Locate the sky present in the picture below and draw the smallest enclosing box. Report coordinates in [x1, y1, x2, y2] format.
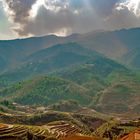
[0, 0, 140, 40]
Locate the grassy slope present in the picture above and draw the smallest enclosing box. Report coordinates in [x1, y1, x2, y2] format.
[0, 76, 91, 106]
[0, 40, 140, 114]
[77, 28, 140, 68]
[56, 60, 140, 114]
[0, 43, 100, 87]
[1, 54, 140, 114]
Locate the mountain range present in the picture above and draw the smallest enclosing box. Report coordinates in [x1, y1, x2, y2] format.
[0, 27, 140, 115]
[0, 27, 140, 75]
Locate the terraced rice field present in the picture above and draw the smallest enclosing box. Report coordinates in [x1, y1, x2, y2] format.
[0, 122, 95, 140]
[0, 123, 51, 140]
[0, 124, 28, 140]
[43, 121, 83, 139]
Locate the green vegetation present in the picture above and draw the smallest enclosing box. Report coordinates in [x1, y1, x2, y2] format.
[56, 59, 140, 114]
[0, 100, 15, 109]
[48, 100, 81, 112]
[0, 52, 140, 114]
[0, 28, 140, 140]
[0, 100, 15, 113]
[0, 76, 91, 106]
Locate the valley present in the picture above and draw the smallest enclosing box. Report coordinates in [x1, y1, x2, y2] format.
[0, 102, 139, 140]
[0, 28, 140, 139]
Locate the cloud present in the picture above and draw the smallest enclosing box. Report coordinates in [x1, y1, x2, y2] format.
[106, 0, 140, 29]
[0, 1, 16, 40]
[2, 0, 37, 36]
[16, 5, 103, 36]
[88, 0, 120, 17]
[116, 0, 140, 17]
[1, 0, 140, 38]
[3, 0, 37, 22]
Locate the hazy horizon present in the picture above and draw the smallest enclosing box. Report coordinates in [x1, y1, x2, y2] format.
[0, 0, 140, 40]
[1, 26, 140, 41]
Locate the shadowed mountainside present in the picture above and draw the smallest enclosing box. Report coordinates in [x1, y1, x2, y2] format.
[0, 27, 140, 74]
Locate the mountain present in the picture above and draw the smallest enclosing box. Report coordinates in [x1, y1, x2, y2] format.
[0, 27, 140, 74]
[0, 43, 107, 85]
[0, 35, 60, 73]
[1, 58, 140, 114]
[57, 61, 140, 114]
[57, 57, 127, 97]
[0, 35, 78, 74]
[0, 27, 140, 115]
[76, 28, 140, 68]
[0, 40, 140, 114]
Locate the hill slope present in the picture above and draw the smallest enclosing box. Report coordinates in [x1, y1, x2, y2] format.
[1, 27, 140, 73]
[0, 28, 140, 115]
[1, 61, 140, 114]
[56, 61, 140, 114]
[0, 43, 100, 86]
[0, 76, 91, 106]
[77, 28, 140, 68]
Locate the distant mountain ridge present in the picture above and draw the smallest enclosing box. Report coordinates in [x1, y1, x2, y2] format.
[0, 27, 140, 74]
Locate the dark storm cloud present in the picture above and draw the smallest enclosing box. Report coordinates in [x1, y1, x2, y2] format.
[4, 0, 37, 22]
[15, 5, 103, 36]
[9, 0, 121, 36]
[1, 0, 140, 37]
[2, 0, 37, 35]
